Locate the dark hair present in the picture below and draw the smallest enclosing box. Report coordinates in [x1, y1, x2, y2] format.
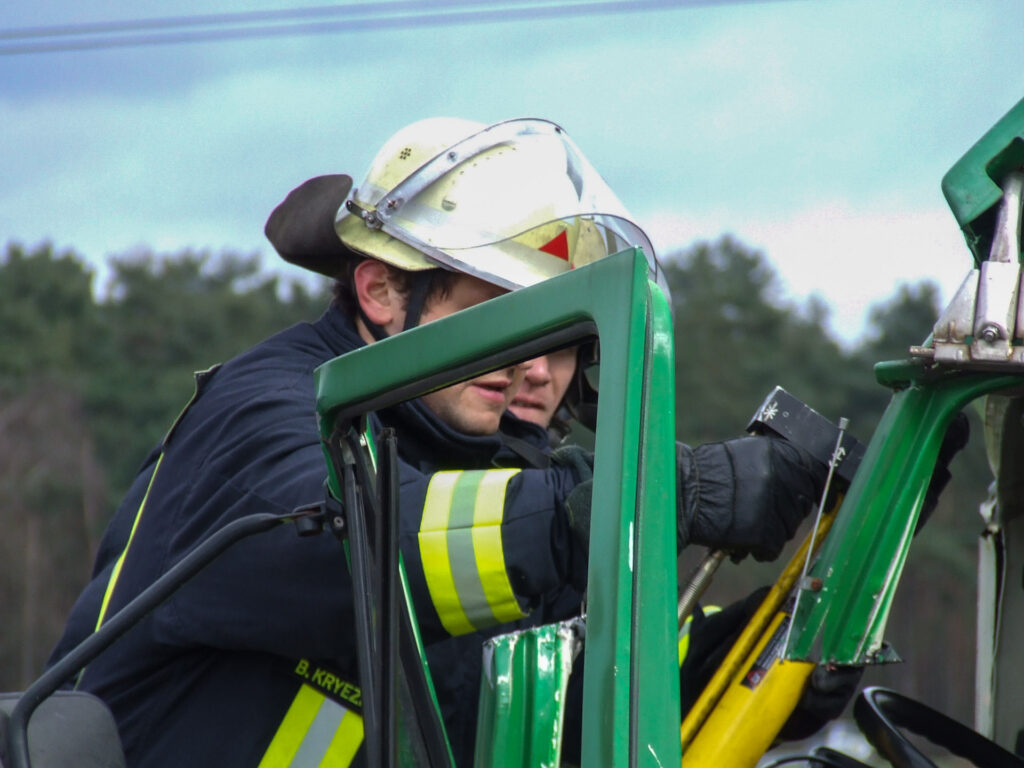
[331, 258, 460, 321]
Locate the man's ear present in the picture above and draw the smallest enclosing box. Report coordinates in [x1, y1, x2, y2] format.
[353, 259, 402, 330]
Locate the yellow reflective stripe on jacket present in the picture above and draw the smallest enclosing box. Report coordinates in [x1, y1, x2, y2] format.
[258, 684, 363, 768]
[678, 605, 722, 666]
[94, 366, 219, 632]
[419, 469, 527, 636]
[94, 452, 165, 631]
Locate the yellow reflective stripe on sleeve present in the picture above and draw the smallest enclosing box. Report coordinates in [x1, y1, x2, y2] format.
[258, 684, 363, 768]
[420, 472, 473, 636]
[419, 469, 526, 635]
[678, 605, 722, 666]
[678, 621, 690, 667]
[94, 452, 165, 631]
[471, 470, 527, 624]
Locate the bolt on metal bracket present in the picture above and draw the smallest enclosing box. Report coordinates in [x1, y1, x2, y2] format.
[913, 170, 1024, 369]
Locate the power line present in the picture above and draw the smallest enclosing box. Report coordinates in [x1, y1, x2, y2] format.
[0, 0, 794, 56]
[0, 0, 525, 40]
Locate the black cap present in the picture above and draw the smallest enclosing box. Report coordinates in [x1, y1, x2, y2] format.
[264, 174, 355, 278]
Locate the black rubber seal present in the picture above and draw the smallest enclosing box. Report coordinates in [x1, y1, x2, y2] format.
[853, 686, 1024, 768]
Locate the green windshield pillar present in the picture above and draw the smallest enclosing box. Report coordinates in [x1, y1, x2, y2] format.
[787, 365, 1023, 663]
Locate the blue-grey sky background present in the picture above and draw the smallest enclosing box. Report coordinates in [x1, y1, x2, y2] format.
[3, 0, 1022, 344]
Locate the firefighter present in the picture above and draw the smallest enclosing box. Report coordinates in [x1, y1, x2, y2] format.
[508, 348, 579, 431]
[49, 117, 829, 767]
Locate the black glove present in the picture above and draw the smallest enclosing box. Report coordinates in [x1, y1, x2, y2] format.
[679, 587, 863, 741]
[680, 586, 769, 714]
[563, 480, 593, 555]
[916, 411, 970, 533]
[677, 436, 828, 562]
[551, 445, 594, 591]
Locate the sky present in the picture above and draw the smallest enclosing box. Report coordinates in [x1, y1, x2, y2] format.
[3, 0, 1023, 345]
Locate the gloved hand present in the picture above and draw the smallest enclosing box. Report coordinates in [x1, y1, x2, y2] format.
[679, 587, 769, 713]
[551, 445, 594, 591]
[777, 663, 863, 742]
[679, 587, 863, 741]
[677, 436, 828, 562]
[916, 411, 970, 533]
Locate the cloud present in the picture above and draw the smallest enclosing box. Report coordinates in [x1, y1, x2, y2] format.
[3, 0, 1021, 340]
[645, 200, 972, 345]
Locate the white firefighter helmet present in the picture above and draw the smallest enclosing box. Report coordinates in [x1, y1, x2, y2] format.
[335, 117, 668, 296]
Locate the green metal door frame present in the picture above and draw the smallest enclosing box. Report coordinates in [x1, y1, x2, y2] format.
[314, 249, 680, 766]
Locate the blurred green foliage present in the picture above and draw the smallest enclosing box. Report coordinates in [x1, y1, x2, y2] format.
[0, 236, 987, 725]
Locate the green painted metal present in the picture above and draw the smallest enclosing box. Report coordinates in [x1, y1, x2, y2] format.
[473, 620, 582, 768]
[314, 249, 680, 766]
[941, 97, 1024, 264]
[396, 556, 456, 765]
[627, 277, 680, 765]
[787, 363, 1024, 664]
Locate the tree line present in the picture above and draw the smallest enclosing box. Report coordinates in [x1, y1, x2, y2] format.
[0, 237, 989, 725]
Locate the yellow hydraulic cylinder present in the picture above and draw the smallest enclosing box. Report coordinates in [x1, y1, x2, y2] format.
[681, 609, 814, 766]
[679, 502, 840, 767]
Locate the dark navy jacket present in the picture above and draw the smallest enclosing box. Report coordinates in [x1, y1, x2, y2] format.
[48, 306, 583, 767]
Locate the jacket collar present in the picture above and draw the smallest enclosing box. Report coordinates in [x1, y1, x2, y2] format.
[315, 304, 367, 357]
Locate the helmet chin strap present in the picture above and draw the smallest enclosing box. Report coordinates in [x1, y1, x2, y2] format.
[357, 307, 390, 342]
[359, 271, 435, 342]
[402, 272, 434, 332]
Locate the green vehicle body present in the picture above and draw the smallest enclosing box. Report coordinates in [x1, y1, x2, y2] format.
[312, 96, 1024, 765]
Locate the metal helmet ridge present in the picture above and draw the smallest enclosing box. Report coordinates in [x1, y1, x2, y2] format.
[335, 116, 669, 297]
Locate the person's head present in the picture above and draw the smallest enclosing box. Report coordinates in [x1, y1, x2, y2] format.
[508, 349, 578, 428]
[267, 116, 664, 434]
[350, 256, 528, 434]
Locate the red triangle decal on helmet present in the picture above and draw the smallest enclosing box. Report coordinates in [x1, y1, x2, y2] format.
[539, 230, 570, 261]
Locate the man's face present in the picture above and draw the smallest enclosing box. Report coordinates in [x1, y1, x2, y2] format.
[417, 274, 528, 435]
[508, 348, 578, 428]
